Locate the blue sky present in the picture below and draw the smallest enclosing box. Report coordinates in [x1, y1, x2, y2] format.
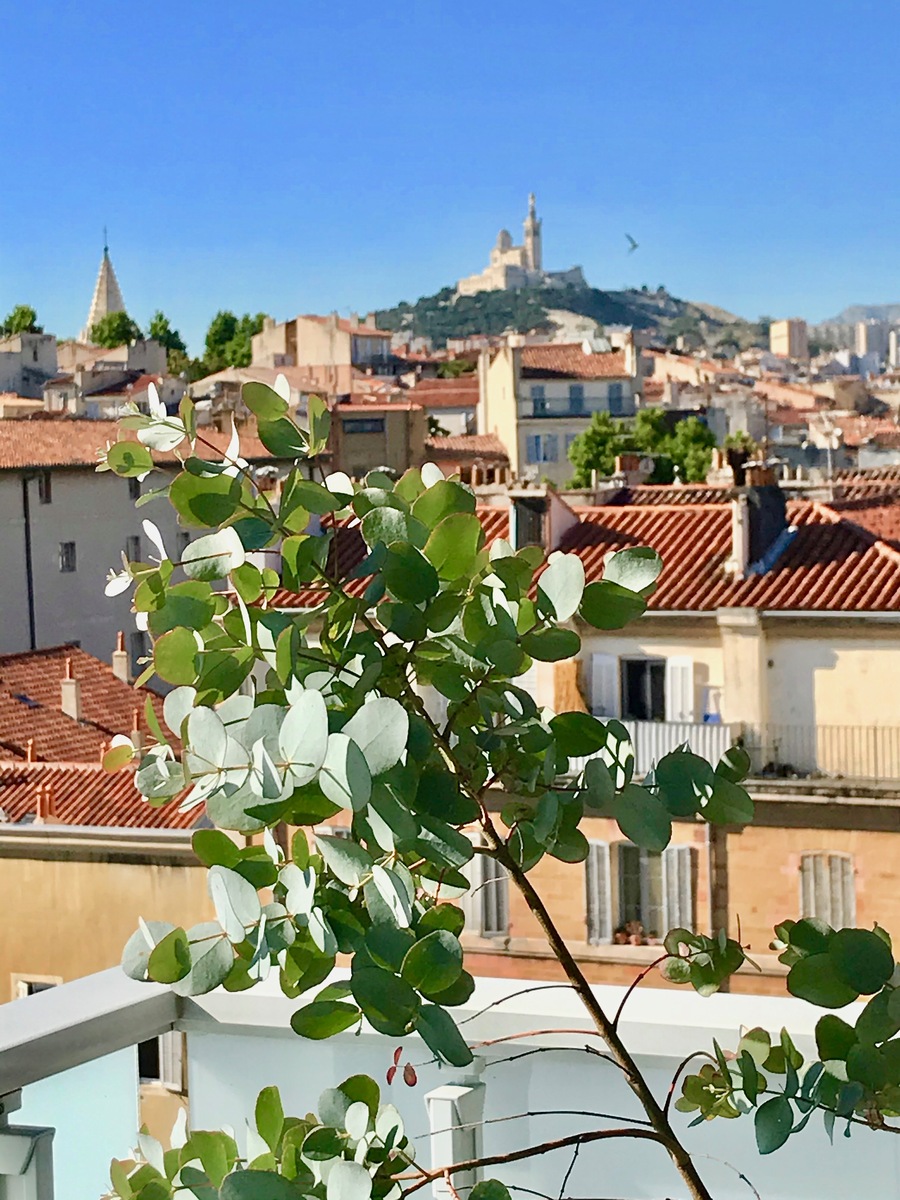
[3, 0, 899, 353]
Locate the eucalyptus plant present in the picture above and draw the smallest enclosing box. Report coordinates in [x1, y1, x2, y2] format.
[102, 381, 900, 1200]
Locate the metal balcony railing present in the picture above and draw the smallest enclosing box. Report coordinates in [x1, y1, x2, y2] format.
[743, 724, 900, 782]
[568, 720, 739, 780]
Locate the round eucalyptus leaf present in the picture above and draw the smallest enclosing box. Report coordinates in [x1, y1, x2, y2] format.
[326, 1160, 372, 1200]
[147, 926, 191, 983]
[317, 835, 374, 887]
[343, 697, 409, 777]
[550, 711, 607, 757]
[182, 527, 246, 581]
[580, 580, 646, 630]
[788, 953, 859, 1009]
[172, 922, 234, 996]
[121, 920, 175, 980]
[401, 930, 463, 994]
[537, 552, 585, 622]
[291, 1001, 361, 1040]
[154, 626, 199, 686]
[320, 733, 372, 810]
[754, 1094, 793, 1155]
[829, 929, 895, 995]
[602, 546, 663, 595]
[615, 784, 672, 852]
[351, 967, 420, 1035]
[424, 512, 484, 580]
[416, 1003, 473, 1067]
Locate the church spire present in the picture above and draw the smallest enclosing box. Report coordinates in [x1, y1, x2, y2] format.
[81, 235, 126, 342]
[523, 192, 542, 272]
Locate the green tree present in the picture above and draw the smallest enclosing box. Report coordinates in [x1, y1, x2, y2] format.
[668, 415, 716, 482]
[204, 310, 268, 372]
[91, 311, 142, 348]
[437, 358, 477, 378]
[148, 310, 188, 360]
[567, 411, 629, 484]
[1, 304, 42, 336]
[101, 389, 900, 1200]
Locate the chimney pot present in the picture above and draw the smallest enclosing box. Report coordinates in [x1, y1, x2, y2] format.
[26, 738, 35, 763]
[60, 664, 83, 722]
[112, 631, 131, 683]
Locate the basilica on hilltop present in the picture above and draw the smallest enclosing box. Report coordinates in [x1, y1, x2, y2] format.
[456, 194, 586, 296]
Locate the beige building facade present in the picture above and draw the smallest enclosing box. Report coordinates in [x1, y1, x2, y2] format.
[252, 313, 393, 396]
[769, 318, 809, 361]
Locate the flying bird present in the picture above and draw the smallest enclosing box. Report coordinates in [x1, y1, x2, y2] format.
[625, 234, 639, 253]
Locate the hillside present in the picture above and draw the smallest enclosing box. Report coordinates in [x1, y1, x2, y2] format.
[375, 283, 762, 349]
[825, 303, 900, 326]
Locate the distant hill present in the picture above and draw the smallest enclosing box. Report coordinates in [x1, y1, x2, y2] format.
[825, 303, 900, 326]
[375, 283, 762, 350]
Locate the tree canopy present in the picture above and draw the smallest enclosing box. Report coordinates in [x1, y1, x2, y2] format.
[568, 408, 716, 486]
[204, 310, 268, 371]
[91, 311, 143, 348]
[1, 304, 42, 336]
[148, 310, 189, 371]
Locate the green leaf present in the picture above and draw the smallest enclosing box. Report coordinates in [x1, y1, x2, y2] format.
[788, 954, 859, 1009]
[703, 776, 754, 825]
[207, 864, 262, 943]
[351, 967, 421, 1035]
[401, 931, 463, 994]
[615, 784, 672, 851]
[361, 505, 422, 549]
[171, 922, 234, 997]
[107, 440, 154, 477]
[383, 542, 439, 604]
[290, 1000, 361, 1039]
[326, 1160, 372, 1200]
[816, 1014, 857, 1064]
[550, 712, 608, 756]
[755, 1095, 793, 1154]
[147, 926, 191, 983]
[579, 580, 646, 629]
[343, 698, 409, 776]
[281, 476, 338, 516]
[847, 1044, 889, 1090]
[829, 929, 895, 994]
[308, 394, 331, 452]
[147, 581, 217, 636]
[154, 627, 198, 686]
[537, 553, 585, 621]
[469, 1184, 511, 1200]
[790, 917, 833, 956]
[242, 381, 289, 420]
[257, 416, 308, 458]
[603, 546, 663, 595]
[416, 1003, 473, 1066]
[856, 990, 900, 1046]
[169, 471, 242, 527]
[581, 757, 615, 812]
[182, 528, 246, 581]
[659, 956, 692, 983]
[220, 1171, 307, 1198]
[424, 512, 484, 580]
[716, 744, 751, 783]
[655, 751, 714, 816]
[412, 479, 475, 528]
[519, 627, 580, 662]
[319, 734, 372, 810]
[256, 1086, 284, 1152]
[301, 1126, 345, 1161]
[317, 835, 373, 886]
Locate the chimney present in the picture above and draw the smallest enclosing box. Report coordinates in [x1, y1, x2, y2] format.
[60, 657, 83, 721]
[26, 738, 35, 763]
[112, 631, 130, 682]
[131, 707, 144, 754]
[726, 476, 790, 578]
[34, 783, 58, 825]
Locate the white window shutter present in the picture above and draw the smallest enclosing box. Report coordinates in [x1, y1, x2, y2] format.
[159, 1031, 184, 1093]
[665, 656, 694, 722]
[460, 843, 484, 934]
[663, 845, 694, 931]
[590, 654, 619, 717]
[481, 857, 509, 938]
[585, 841, 611, 944]
[800, 853, 815, 918]
[516, 661, 539, 708]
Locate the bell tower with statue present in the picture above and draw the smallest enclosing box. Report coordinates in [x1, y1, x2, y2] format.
[523, 193, 542, 272]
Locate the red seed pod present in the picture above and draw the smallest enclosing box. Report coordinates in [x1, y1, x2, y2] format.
[393, 1046, 404, 1065]
[386, 1065, 397, 1085]
[403, 1063, 418, 1087]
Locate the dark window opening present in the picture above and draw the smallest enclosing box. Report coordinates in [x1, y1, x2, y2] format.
[38, 472, 52, 504]
[621, 658, 665, 721]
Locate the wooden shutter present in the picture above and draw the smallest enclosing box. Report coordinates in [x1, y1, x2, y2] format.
[585, 841, 612, 944]
[665, 656, 695, 722]
[663, 845, 695, 931]
[159, 1031, 184, 1093]
[591, 654, 619, 717]
[641, 851, 666, 938]
[830, 855, 855, 929]
[800, 853, 815, 918]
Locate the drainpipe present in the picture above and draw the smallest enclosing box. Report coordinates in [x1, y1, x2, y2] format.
[21, 475, 36, 650]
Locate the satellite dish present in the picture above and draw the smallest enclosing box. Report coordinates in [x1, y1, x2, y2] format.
[639, 457, 655, 474]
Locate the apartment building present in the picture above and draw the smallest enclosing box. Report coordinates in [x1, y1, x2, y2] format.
[769, 318, 809, 361]
[251, 313, 393, 395]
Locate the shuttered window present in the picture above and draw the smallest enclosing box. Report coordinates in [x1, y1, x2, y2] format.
[800, 853, 855, 929]
[590, 654, 619, 717]
[138, 1031, 184, 1092]
[615, 843, 695, 938]
[461, 837, 510, 939]
[585, 841, 612, 944]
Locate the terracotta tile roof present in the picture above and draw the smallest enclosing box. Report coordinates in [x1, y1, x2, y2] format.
[0, 415, 303, 470]
[271, 505, 510, 609]
[425, 433, 509, 462]
[335, 403, 421, 414]
[407, 377, 480, 409]
[0, 762, 196, 829]
[827, 414, 900, 448]
[86, 372, 164, 397]
[519, 344, 629, 380]
[561, 500, 900, 612]
[598, 484, 731, 506]
[0, 645, 165, 762]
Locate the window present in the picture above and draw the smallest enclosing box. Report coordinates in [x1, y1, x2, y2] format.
[586, 841, 612, 944]
[801, 853, 855, 928]
[13, 974, 60, 999]
[343, 418, 385, 434]
[525, 434, 559, 464]
[59, 541, 76, 572]
[621, 658, 666, 721]
[568, 384, 585, 414]
[616, 843, 695, 942]
[608, 381, 626, 416]
[462, 838, 509, 938]
[126, 535, 141, 562]
[531, 385, 547, 415]
[139, 1031, 184, 1092]
[38, 472, 52, 504]
[128, 477, 141, 501]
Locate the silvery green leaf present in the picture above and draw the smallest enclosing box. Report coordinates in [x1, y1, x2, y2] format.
[343, 697, 409, 776]
[163, 686, 196, 736]
[208, 865, 261, 942]
[250, 738, 286, 801]
[181, 527, 246, 581]
[327, 1159, 372, 1200]
[135, 751, 185, 800]
[171, 921, 233, 996]
[245, 1118, 270, 1165]
[317, 835, 373, 886]
[280, 689, 329, 786]
[420, 462, 443, 488]
[122, 920, 175, 980]
[142, 519, 168, 561]
[235, 705, 284, 758]
[308, 907, 338, 955]
[537, 551, 585, 622]
[186, 706, 228, 772]
[262, 902, 296, 952]
[205, 782, 266, 833]
[375, 1104, 404, 1145]
[280, 863, 316, 916]
[345, 1101, 371, 1141]
[371, 865, 412, 929]
[138, 1132, 165, 1176]
[325, 470, 354, 497]
[320, 733, 372, 809]
[137, 418, 187, 452]
[216, 693, 254, 728]
[263, 824, 283, 864]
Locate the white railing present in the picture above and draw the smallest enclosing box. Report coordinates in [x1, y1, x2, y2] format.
[568, 720, 739, 780]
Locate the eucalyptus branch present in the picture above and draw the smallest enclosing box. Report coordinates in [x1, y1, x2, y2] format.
[457, 983, 575, 1026]
[663, 1053, 718, 1118]
[611, 955, 670, 1030]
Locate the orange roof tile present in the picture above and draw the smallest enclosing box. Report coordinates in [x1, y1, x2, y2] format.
[520, 344, 629, 380]
[425, 433, 509, 462]
[407, 377, 480, 409]
[0, 762, 196, 829]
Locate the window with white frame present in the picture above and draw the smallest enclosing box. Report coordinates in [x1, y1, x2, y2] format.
[138, 1031, 184, 1092]
[462, 837, 509, 938]
[589, 654, 695, 723]
[12, 974, 61, 999]
[584, 842, 695, 944]
[800, 852, 855, 929]
[525, 434, 559, 464]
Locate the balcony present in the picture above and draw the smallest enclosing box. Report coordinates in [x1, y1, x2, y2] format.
[744, 724, 900, 781]
[1, 967, 890, 1200]
[568, 720, 739, 780]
